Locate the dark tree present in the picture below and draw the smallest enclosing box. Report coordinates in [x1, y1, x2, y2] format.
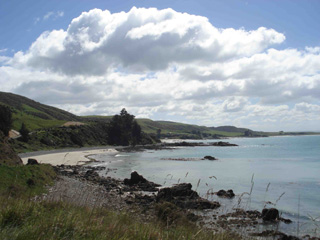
[156, 128, 161, 139]
[131, 120, 141, 146]
[107, 109, 142, 146]
[0, 105, 12, 136]
[20, 123, 30, 142]
[244, 130, 253, 137]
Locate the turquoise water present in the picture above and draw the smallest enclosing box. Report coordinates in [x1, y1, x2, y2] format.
[92, 135, 320, 236]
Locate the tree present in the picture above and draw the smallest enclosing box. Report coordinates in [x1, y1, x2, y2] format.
[244, 130, 253, 137]
[156, 129, 161, 139]
[20, 123, 30, 142]
[131, 120, 141, 146]
[0, 105, 12, 136]
[107, 108, 142, 146]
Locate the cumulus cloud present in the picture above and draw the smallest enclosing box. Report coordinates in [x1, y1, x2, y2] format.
[2, 7, 320, 131]
[11, 7, 284, 75]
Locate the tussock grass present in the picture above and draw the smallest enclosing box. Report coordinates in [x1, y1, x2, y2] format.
[0, 198, 241, 240]
[0, 164, 242, 240]
[0, 164, 56, 197]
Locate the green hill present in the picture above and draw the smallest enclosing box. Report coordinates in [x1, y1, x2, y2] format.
[0, 92, 80, 131]
[0, 92, 266, 140]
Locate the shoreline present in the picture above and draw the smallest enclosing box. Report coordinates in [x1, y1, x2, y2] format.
[20, 147, 119, 166]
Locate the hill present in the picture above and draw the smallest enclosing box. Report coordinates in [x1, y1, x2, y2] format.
[0, 91, 80, 131]
[82, 118, 253, 139]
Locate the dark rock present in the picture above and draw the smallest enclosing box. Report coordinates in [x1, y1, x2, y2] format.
[124, 171, 147, 185]
[84, 169, 99, 180]
[279, 235, 300, 240]
[203, 156, 217, 160]
[157, 183, 198, 202]
[27, 158, 39, 165]
[280, 217, 292, 224]
[123, 171, 160, 192]
[211, 141, 238, 147]
[216, 189, 235, 198]
[261, 208, 279, 221]
[157, 183, 220, 210]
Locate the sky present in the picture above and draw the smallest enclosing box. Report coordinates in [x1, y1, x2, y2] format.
[0, 0, 320, 132]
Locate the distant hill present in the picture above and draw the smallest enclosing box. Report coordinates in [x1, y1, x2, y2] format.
[0, 92, 80, 131]
[83, 117, 251, 138]
[0, 92, 280, 139]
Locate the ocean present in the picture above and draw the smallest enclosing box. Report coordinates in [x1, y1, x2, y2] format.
[91, 135, 320, 237]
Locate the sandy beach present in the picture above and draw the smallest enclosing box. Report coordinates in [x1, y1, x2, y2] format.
[21, 148, 118, 166]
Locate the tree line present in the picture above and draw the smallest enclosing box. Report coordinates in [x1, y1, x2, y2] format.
[1, 105, 143, 146]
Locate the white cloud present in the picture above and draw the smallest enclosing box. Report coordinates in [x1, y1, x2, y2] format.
[1, 7, 320, 131]
[11, 7, 284, 76]
[43, 11, 64, 21]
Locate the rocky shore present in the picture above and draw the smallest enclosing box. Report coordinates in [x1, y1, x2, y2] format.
[32, 161, 317, 240]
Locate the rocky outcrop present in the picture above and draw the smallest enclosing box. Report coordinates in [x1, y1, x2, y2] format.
[203, 155, 217, 160]
[211, 141, 238, 147]
[216, 189, 235, 198]
[261, 208, 279, 221]
[156, 183, 220, 210]
[123, 171, 161, 192]
[27, 158, 39, 165]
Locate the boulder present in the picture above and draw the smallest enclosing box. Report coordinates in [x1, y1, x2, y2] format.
[123, 171, 160, 192]
[27, 158, 39, 165]
[261, 208, 279, 221]
[216, 189, 235, 198]
[124, 171, 147, 185]
[157, 183, 198, 202]
[157, 183, 220, 210]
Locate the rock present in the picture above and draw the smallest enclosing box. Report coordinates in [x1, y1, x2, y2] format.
[84, 169, 99, 180]
[123, 171, 160, 192]
[280, 217, 292, 224]
[279, 235, 300, 240]
[216, 189, 235, 198]
[261, 208, 279, 221]
[124, 171, 147, 185]
[27, 158, 39, 165]
[211, 141, 238, 147]
[157, 183, 220, 210]
[157, 183, 198, 201]
[203, 156, 217, 160]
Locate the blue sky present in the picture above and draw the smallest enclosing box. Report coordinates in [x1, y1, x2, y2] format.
[1, 0, 320, 131]
[1, 0, 320, 54]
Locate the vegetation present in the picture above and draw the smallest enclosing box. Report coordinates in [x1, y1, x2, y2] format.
[19, 123, 30, 142]
[107, 109, 142, 146]
[0, 197, 241, 240]
[0, 163, 240, 240]
[0, 91, 78, 131]
[0, 104, 12, 136]
[0, 164, 56, 197]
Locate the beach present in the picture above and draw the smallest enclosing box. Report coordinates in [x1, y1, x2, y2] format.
[20, 147, 119, 166]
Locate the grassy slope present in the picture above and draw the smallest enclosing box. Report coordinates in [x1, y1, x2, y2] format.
[0, 92, 80, 131]
[0, 164, 241, 240]
[137, 119, 244, 137]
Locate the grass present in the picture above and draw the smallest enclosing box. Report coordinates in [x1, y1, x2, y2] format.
[137, 119, 244, 138]
[0, 164, 56, 197]
[0, 198, 241, 240]
[12, 111, 66, 131]
[0, 164, 242, 240]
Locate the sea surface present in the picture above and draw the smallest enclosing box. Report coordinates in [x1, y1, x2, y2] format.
[91, 135, 320, 237]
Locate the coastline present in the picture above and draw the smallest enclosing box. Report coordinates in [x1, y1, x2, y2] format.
[20, 147, 119, 166]
[16, 138, 320, 239]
